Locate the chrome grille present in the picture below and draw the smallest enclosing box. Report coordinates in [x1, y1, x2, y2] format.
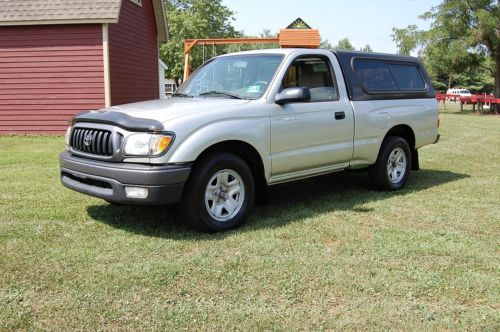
[71, 128, 114, 156]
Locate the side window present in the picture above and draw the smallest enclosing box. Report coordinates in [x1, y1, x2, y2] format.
[282, 56, 338, 102]
[389, 64, 426, 90]
[353, 59, 426, 93]
[353, 60, 398, 91]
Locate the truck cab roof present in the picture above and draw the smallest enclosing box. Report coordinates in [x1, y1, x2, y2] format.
[218, 48, 435, 101]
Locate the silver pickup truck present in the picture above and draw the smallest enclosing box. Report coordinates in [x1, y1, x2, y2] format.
[60, 49, 440, 232]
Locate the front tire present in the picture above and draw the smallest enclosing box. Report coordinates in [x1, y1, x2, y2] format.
[181, 153, 255, 232]
[369, 136, 411, 190]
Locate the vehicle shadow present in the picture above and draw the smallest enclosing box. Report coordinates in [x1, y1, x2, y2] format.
[440, 108, 497, 116]
[86, 169, 468, 240]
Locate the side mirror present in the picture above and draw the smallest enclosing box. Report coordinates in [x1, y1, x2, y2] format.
[275, 87, 311, 105]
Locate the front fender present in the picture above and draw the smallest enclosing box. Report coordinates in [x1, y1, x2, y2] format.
[166, 118, 271, 179]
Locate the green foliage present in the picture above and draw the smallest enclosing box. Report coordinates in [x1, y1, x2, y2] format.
[319, 38, 334, 49]
[426, 56, 495, 93]
[392, 0, 499, 95]
[232, 29, 279, 53]
[334, 38, 355, 51]
[160, 0, 240, 86]
[392, 24, 422, 56]
[359, 44, 373, 52]
[259, 29, 276, 38]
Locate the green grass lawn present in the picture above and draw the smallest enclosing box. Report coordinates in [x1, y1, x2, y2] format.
[1, 106, 499, 330]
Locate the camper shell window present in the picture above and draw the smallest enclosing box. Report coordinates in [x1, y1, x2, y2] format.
[353, 59, 426, 93]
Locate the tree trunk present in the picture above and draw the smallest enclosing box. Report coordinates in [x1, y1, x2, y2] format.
[448, 73, 453, 90]
[495, 51, 500, 98]
[174, 77, 182, 89]
[493, 51, 499, 114]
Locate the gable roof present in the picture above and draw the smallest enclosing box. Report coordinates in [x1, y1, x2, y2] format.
[0, 0, 168, 42]
[286, 18, 312, 30]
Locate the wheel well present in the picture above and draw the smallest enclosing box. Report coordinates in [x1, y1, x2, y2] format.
[194, 140, 267, 192]
[385, 124, 419, 170]
[385, 125, 415, 150]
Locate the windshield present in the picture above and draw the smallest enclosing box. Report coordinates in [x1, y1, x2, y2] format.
[175, 54, 284, 99]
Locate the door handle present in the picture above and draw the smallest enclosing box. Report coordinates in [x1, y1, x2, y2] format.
[335, 111, 345, 120]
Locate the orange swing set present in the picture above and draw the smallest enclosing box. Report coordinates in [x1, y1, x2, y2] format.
[182, 18, 321, 80]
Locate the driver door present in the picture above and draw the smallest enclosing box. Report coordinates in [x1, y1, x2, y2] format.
[270, 55, 354, 178]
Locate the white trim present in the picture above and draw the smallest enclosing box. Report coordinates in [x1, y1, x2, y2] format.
[102, 23, 111, 108]
[159, 59, 168, 99]
[157, 39, 162, 98]
[151, 0, 168, 42]
[129, 0, 143, 7]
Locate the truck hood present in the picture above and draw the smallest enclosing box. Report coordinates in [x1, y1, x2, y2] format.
[103, 97, 251, 123]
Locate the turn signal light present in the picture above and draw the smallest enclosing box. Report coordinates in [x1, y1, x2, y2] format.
[152, 135, 173, 155]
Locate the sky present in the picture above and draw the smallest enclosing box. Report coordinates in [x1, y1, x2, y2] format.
[221, 0, 442, 54]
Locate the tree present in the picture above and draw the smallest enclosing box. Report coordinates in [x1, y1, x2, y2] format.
[237, 29, 279, 52]
[320, 38, 334, 49]
[334, 38, 355, 51]
[259, 29, 276, 38]
[360, 44, 373, 52]
[392, 0, 500, 96]
[392, 24, 422, 55]
[160, 0, 240, 87]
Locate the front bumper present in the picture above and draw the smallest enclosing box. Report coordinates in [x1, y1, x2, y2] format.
[60, 151, 191, 205]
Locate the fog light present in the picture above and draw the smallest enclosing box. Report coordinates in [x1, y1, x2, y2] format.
[125, 187, 149, 199]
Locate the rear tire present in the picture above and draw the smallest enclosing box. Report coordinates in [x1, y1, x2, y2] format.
[369, 136, 411, 190]
[181, 153, 255, 232]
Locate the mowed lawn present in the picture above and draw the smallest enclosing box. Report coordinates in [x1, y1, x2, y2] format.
[0, 107, 499, 330]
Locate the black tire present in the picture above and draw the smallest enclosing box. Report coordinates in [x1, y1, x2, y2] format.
[180, 153, 255, 232]
[369, 136, 411, 190]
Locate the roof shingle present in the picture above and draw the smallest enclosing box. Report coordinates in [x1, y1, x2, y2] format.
[0, 0, 167, 42]
[0, 0, 122, 25]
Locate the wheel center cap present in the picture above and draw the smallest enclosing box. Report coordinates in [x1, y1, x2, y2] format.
[218, 187, 227, 199]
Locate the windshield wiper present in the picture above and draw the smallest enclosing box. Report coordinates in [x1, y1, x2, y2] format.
[171, 92, 193, 98]
[198, 91, 245, 99]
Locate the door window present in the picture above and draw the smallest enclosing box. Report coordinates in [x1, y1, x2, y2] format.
[282, 56, 338, 102]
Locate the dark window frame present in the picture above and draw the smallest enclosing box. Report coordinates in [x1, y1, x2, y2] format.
[352, 57, 428, 95]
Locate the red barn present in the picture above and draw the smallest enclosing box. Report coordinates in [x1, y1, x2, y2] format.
[0, 0, 168, 134]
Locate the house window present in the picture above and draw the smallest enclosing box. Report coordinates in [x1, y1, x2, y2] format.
[165, 83, 176, 94]
[130, 0, 142, 6]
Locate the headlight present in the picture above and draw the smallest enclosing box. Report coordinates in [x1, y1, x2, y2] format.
[64, 126, 72, 147]
[123, 133, 174, 156]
